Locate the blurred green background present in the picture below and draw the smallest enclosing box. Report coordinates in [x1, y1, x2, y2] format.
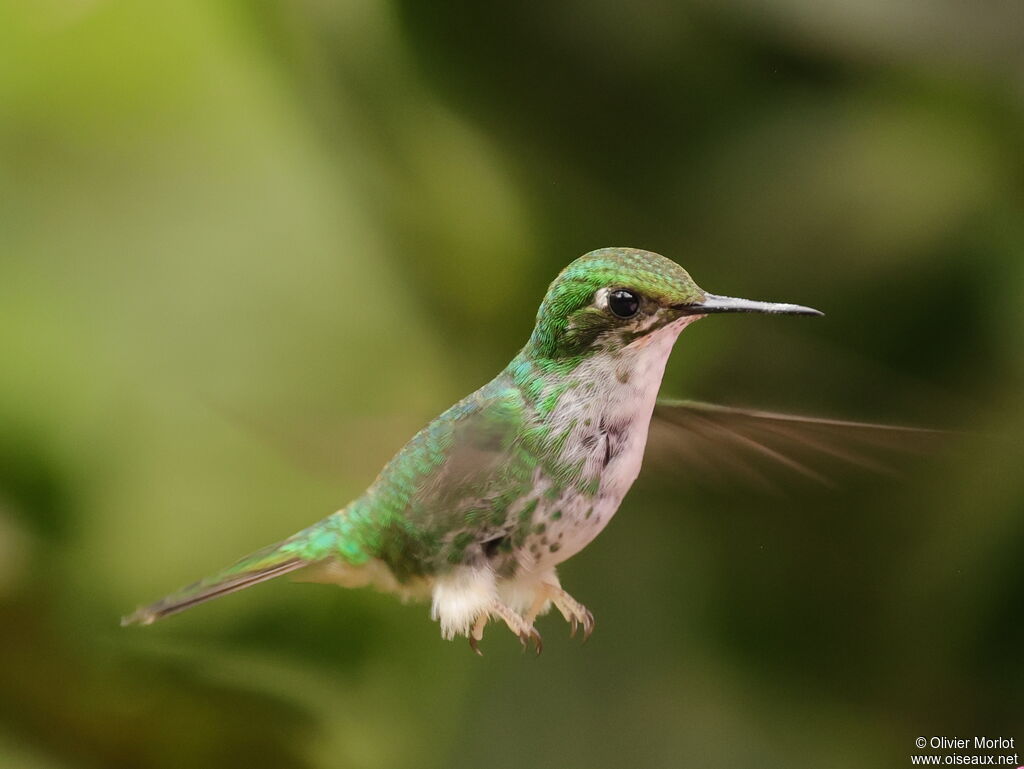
[1, 1, 1023, 767]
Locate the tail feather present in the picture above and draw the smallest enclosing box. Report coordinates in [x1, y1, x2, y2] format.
[121, 541, 309, 626]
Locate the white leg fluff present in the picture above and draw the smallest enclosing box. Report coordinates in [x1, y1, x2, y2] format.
[430, 566, 498, 640]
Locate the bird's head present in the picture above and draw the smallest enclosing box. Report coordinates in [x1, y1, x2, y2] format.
[527, 247, 821, 363]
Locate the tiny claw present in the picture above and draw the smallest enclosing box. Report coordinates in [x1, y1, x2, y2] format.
[581, 611, 595, 644]
[569, 617, 578, 639]
[468, 635, 483, 656]
[517, 628, 543, 655]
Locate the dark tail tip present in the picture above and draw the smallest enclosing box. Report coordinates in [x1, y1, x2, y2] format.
[119, 556, 307, 628]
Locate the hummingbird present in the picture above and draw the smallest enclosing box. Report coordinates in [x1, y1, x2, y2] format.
[123, 247, 922, 653]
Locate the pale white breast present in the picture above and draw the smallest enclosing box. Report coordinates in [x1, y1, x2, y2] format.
[521, 316, 695, 570]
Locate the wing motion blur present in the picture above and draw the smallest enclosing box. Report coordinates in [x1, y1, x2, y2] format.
[645, 400, 946, 492]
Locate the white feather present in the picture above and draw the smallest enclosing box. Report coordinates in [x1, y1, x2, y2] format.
[430, 566, 498, 639]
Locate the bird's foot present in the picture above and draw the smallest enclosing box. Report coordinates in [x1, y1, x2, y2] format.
[467, 600, 542, 656]
[536, 583, 594, 642]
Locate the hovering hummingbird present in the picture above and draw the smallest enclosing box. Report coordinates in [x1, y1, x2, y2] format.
[123, 247, 924, 653]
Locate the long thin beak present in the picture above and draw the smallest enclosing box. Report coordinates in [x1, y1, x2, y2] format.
[675, 293, 823, 317]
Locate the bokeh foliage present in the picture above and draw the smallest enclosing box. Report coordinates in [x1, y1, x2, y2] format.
[1, 1, 1022, 767]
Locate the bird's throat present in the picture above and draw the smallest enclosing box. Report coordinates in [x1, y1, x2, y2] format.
[542, 316, 693, 494]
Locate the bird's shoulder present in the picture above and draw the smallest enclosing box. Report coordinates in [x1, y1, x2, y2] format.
[356, 374, 546, 575]
[366, 374, 538, 514]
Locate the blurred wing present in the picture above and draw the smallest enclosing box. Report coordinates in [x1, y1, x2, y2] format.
[646, 399, 946, 492]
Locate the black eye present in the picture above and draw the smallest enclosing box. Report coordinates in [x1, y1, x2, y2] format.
[608, 289, 640, 319]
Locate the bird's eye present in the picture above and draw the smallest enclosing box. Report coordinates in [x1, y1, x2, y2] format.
[608, 289, 640, 319]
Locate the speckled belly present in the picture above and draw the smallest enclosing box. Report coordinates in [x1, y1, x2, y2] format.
[516, 425, 647, 572]
[518, 491, 621, 570]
